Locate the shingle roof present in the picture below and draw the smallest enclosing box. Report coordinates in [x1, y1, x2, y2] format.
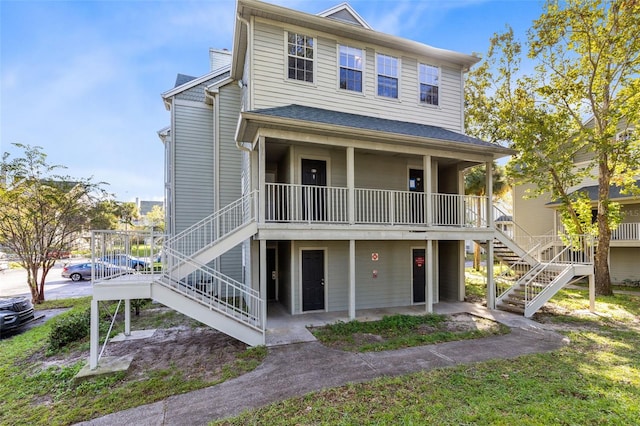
[572, 180, 640, 201]
[174, 74, 197, 88]
[250, 104, 504, 149]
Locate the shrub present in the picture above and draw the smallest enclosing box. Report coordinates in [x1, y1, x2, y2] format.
[47, 308, 91, 354]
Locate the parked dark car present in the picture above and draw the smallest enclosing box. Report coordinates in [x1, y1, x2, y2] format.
[101, 254, 149, 271]
[0, 296, 35, 335]
[62, 261, 133, 282]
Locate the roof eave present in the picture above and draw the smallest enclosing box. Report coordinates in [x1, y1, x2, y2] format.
[238, 111, 513, 159]
[234, 0, 480, 70]
[161, 65, 231, 99]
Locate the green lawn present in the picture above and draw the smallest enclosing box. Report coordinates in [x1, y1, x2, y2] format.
[217, 288, 640, 425]
[0, 299, 266, 426]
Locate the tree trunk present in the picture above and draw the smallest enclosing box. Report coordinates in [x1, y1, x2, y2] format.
[473, 242, 482, 271]
[595, 158, 613, 296]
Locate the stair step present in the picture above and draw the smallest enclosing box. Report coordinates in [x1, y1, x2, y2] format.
[497, 302, 525, 314]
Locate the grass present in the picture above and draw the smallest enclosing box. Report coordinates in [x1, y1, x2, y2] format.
[217, 289, 640, 425]
[0, 299, 266, 426]
[310, 313, 509, 352]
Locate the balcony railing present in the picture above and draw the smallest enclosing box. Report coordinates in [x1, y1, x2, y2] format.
[265, 183, 488, 228]
[612, 222, 640, 241]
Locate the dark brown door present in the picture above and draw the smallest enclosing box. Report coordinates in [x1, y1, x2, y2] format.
[302, 250, 325, 311]
[302, 159, 327, 221]
[409, 169, 424, 224]
[413, 249, 426, 303]
[267, 248, 276, 300]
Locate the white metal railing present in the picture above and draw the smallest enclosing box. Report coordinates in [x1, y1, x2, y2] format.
[432, 194, 487, 227]
[167, 191, 257, 258]
[162, 246, 262, 329]
[265, 183, 348, 223]
[265, 183, 488, 228]
[611, 222, 640, 241]
[90, 230, 164, 283]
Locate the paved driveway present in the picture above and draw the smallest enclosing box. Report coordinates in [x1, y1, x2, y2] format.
[0, 259, 92, 300]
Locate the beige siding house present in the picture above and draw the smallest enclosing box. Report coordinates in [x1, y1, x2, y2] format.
[87, 0, 595, 368]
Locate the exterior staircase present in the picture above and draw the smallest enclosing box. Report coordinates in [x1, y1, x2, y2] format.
[91, 191, 264, 351]
[478, 206, 593, 318]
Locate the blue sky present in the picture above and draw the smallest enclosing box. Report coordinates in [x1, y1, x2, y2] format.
[1, 0, 544, 202]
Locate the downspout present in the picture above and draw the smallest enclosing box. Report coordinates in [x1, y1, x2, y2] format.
[236, 12, 253, 153]
[204, 88, 221, 212]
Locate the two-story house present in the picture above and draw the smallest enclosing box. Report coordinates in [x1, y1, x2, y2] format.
[87, 0, 594, 369]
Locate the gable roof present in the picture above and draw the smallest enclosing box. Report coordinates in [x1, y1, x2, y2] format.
[239, 104, 513, 158]
[174, 74, 197, 88]
[317, 3, 372, 29]
[233, 0, 480, 79]
[162, 65, 231, 100]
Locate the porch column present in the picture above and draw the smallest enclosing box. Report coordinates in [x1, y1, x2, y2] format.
[424, 155, 432, 225]
[426, 239, 433, 313]
[347, 147, 355, 224]
[260, 239, 267, 328]
[124, 299, 131, 336]
[485, 161, 493, 228]
[589, 273, 595, 313]
[89, 298, 99, 370]
[486, 239, 496, 309]
[349, 239, 356, 319]
[258, 136, 266, 224]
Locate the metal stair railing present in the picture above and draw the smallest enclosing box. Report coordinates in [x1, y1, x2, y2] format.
[522, 234, 593, 305]
[166, 191, 257, 258]
[160, 246, 263, 330]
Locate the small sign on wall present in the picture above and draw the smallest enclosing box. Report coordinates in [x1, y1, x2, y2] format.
[415, 256, 425, 267]
[371, 253, 379, 261]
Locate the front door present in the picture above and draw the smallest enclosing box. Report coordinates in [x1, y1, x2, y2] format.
[409, 169, 424, 224]
[302, 159, 327, 221]
[413, 249, 426, 303]
[267, 248, 277, 300]
[302, 250, 325, 311]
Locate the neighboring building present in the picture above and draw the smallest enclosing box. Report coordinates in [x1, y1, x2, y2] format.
[513, 120, 639, 284]
[88, 0, 594, 367]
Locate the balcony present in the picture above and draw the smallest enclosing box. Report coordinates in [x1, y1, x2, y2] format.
[611, 222, 640, 246]
[263, 183, 488, 229]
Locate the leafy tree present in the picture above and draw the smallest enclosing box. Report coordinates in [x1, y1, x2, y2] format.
[0, 144, 106, 303]
[465, 163, 509, 270]
[145, 204, 165, 232]
[465, 0, 640, 295]
[116, 202, 139, 230]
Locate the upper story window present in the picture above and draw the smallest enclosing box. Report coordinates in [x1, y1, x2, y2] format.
[339, 45, 363, 92]
[419, 64, 439, 106]
[287, 32, 314, 83]
[376, 54, 398, 99]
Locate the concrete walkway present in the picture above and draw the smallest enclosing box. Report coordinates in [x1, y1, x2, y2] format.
[79, 302, 568, 426]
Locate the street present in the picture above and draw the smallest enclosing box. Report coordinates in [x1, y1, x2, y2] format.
[0, 259, 92, 300]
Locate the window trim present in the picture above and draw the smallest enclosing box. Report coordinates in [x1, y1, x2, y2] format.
[284, 31, 316, 84]
[337, 44, 364, 94]
[375, 53, 400, 100]
[418, 63, 440, 107]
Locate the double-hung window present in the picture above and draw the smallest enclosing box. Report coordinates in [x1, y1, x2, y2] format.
[419, 64, 439, 106]
[287, 32, 314, 83]
[339, 45, 363, 92]
[377, 54, 398, 99]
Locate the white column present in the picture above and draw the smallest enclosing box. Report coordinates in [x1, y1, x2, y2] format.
[485, 161, 493, 228]
[124, 299, 131, 336]
[426, 240, 433, 313]
[486, 239, 495, 309]
[90, 299, 99, 370]
[260, 239, 267, 328]
[347, 147, 355, 225]
[424, 155, 432, 225]
[349, 239, 356, 320]
[258, 136, 266, 224]
[589, 273, 595, 313]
